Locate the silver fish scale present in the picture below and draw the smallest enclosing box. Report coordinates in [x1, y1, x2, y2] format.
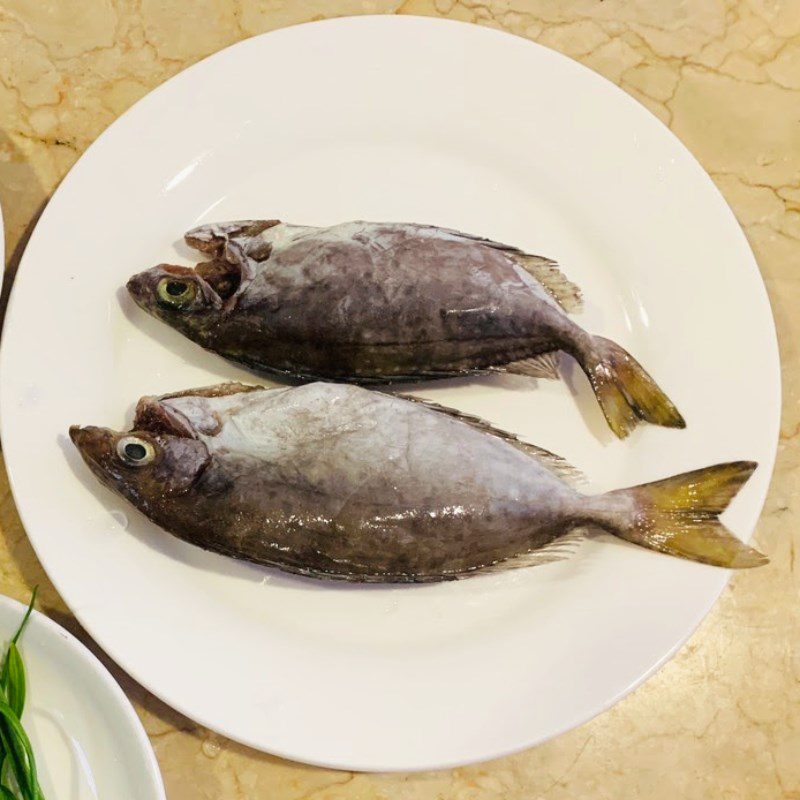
[235, 222, 561, 344]
[158, 383, 584, 578]
[164, 383, 572, 513]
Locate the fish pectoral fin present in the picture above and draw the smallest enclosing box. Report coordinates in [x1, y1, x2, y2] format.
[502, 351, 560, 380]
[392, 393, 585, 485]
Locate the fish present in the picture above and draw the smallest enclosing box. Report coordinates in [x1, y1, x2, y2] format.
[69, 382, 765, 581]
[126, 220, 685, 439]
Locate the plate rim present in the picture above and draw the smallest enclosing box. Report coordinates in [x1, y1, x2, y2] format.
[0, 14, 781, 772]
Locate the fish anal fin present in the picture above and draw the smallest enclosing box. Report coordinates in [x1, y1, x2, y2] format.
[467, 529, 588, 576]
[393, 393, 585, 485]
[502, 351, 560, 380]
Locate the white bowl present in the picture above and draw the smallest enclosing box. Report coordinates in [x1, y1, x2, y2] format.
[0, 594, 165, 799]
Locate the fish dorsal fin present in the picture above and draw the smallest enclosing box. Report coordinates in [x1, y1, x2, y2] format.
[470, 528, 589, 575]
[501, 351, 560, 380]
[431, 225, 583, 314]
[430, 225, 520, 252]
[394, 394, 584, 485]
[156, 383, 262, 401]
[510, 254, 583, 314]
[427, 225, 583, 314]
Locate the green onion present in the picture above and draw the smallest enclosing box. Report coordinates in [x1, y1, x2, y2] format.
[8, 588, 35, 647]
[0, 756, 18, 798]
[0, 698, 37, 798]
[3, 648, 25, 721]
[0, 722, 31, 799]
[0, 589, 45, 800]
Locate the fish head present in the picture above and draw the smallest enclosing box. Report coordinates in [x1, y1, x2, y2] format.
[126, 264, 224, 342]
[69, 424, 211, 505]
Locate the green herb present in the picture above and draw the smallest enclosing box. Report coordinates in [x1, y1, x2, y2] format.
[3, 648, 25, 721]
[0, 589, 45, 800]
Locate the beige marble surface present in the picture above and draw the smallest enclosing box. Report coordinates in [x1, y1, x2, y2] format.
[0, 0, 798, 797]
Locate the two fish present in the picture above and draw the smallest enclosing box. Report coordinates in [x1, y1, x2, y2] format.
[71, 220, 766, 579]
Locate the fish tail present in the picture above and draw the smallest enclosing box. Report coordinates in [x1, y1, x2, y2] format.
[598, 461, 767, 568]
[579, 336, 685, 439]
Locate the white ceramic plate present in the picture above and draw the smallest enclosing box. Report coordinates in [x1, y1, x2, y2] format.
[0, 17, 779, 771]
[0, 595, 164, 798]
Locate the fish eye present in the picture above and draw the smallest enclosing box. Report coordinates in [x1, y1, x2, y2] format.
[116, 436, 156, 467]
[157, 277, 198, 308]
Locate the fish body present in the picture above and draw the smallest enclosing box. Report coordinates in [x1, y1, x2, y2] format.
[70, 383, 764, 580]
[127, 221, 685, 438]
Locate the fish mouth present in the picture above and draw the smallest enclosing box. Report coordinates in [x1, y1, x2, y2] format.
[69, 424, 117, 472]
[69, 424, 102, 451]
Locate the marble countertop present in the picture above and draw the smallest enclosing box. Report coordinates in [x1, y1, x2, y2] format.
[0, 1, 798, 797]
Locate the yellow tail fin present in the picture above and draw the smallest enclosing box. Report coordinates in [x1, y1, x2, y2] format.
[582, 336, 685, 439]
[605, 461, 767, 568]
